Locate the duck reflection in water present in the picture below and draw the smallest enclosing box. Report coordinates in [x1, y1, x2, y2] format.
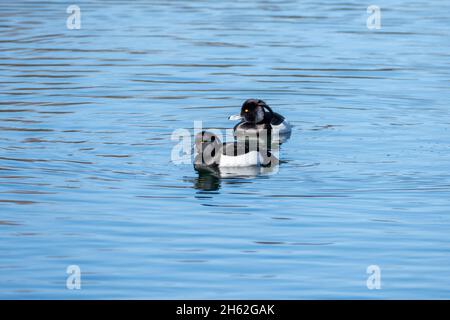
[193, 163, 279, 192]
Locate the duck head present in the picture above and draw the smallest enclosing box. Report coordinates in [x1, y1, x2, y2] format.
[194, 131, 221, 166]
[228, 99, 273, 124]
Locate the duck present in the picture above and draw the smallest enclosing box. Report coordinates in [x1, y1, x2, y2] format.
[194, 131, 278, 169]
[228, 99, 292, 143]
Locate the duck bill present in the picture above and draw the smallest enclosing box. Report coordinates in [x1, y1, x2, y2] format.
[228, 114, 243, 121]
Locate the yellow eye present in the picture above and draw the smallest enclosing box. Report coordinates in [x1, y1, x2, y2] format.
[244, 109, 248, 112]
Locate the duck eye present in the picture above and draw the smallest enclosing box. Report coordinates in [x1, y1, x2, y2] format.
[244, 109, 248, 112]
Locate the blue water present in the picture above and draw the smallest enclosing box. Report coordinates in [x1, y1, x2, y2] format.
[1, 0, 450, 299]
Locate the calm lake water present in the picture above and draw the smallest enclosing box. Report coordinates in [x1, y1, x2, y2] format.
[1, 0, 450, 299]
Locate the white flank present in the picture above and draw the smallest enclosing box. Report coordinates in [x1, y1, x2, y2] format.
[272, 120, 292, 143]
[273, 120, 291, 135]
[219, 151, 260, 167]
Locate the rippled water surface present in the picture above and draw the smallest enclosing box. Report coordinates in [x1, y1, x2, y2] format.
[1, 0, 450, 299]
